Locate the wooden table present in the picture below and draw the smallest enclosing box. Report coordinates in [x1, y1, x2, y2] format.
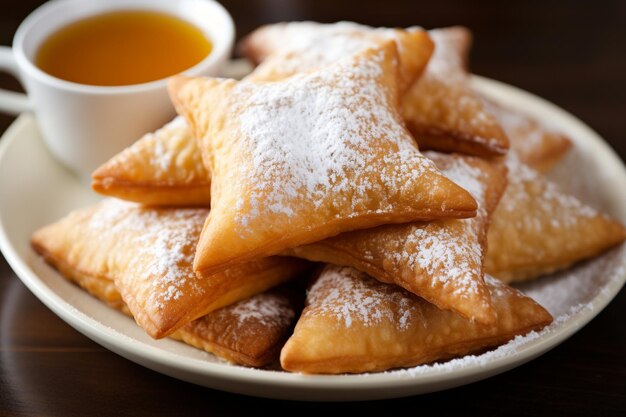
[1, 1, 624, 415]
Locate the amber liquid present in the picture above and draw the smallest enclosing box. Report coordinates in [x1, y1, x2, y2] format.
[35, 11, 212, 86]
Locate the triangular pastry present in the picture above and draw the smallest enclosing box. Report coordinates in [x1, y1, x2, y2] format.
[37, 244, 130, 314]
[401, 27, 510, 156]
[31, 199, 307, 338]
[485, 156, 626, 282]
[92, 22, 432, 209]
[240, 21, 434, 94]
[170, 285, 302, 367]
[170, 42, 478, 275]
[89, 26, 512, 209]
[241, 23, 508, 156]
[280, 265, 552, 374]
[34, 249, 302, 368]
[286, 152, 507, 324]
[484, 98, 572, 172]
[92, 117, 211, 206]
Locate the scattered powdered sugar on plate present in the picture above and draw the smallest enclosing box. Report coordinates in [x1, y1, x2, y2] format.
[379, 209, 626, 376]
[383, 151, 625, 377]
[517, 245, 626, 316]
[546, 149, 620, 215]
[379, 245, 626, 377]
[372, 121, 626, 377]
[386, 305, 583, 377]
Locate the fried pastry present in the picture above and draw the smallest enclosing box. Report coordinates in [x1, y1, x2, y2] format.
[31, 199, 306, 338]
[170, 42, 478, 275]
[92, 117, 211, 206]
[170, 285, 301, 367]
[242, 23, 509, 156]
[485, 156, 626, 282]
[35, 250, 301, 368]
[286, 152, 507, 324]
[240, 21, 434, 94]
[280, 265, 552, 374]
[484, 98, 572, 172]
[401, 27, 509, 156]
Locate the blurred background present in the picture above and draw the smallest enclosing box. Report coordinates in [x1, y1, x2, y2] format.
[1, 0, 625, 156]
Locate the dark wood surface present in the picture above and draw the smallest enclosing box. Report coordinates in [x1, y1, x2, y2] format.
[1, 1, 624, 415]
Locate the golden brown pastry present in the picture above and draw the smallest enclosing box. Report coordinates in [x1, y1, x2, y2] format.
[286, 152, 507, 324]
[240, 21, 434, 94]
[91, 22, 432, 209]
[170, 285, 301, 367]
[280, 265, 552, 374]
[401, 27, 510, 156]
[31, 199, 307, 339]
[34, 249, 301, 368]
[486, 156, 626, 282]
[92, 117, 211, 206]
[241, 23, 508, 156]
[484, 99, 572, 172]
[170, 42, 478, 276]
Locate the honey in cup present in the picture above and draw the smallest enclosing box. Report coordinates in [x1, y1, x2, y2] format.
[35, 10, 212, 86]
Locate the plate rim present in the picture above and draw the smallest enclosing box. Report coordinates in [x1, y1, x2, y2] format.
[1, 76, 625, 400]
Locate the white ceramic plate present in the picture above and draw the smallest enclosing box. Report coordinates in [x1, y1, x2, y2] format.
[0, 76, 625, 401]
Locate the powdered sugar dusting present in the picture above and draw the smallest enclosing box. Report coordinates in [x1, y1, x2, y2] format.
[250, 21, 416, 80]
[375, 244, 626, 376]
[488, 102, 547, 150]
[230, 47, 438, 231]
[484, 97, 570, 167]
[87, 199, 208, 308]
[115, 116, 188, 173]
[105, 115, 207, 184]
[426, 29, 467, 82]
[311, 153, 490, 313]
[393, 222, 483, 297]
[403, 27, 505, 150]
[504, 154, 599, 230]
[228, 291, 296, 329]
[434, 154, 486, 207]
[307, 266, 421, 331]
[149, 117, 187, 172]
[394, 153, 489, 297]
[387, 311, 567, 377]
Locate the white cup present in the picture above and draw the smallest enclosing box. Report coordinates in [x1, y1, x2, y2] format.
[0, 0, 234, 176]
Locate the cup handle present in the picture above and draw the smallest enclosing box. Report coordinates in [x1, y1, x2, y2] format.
[0, 46, 33, 115]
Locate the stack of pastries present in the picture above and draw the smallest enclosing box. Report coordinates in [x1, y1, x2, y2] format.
[32, 22, 626, 374]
